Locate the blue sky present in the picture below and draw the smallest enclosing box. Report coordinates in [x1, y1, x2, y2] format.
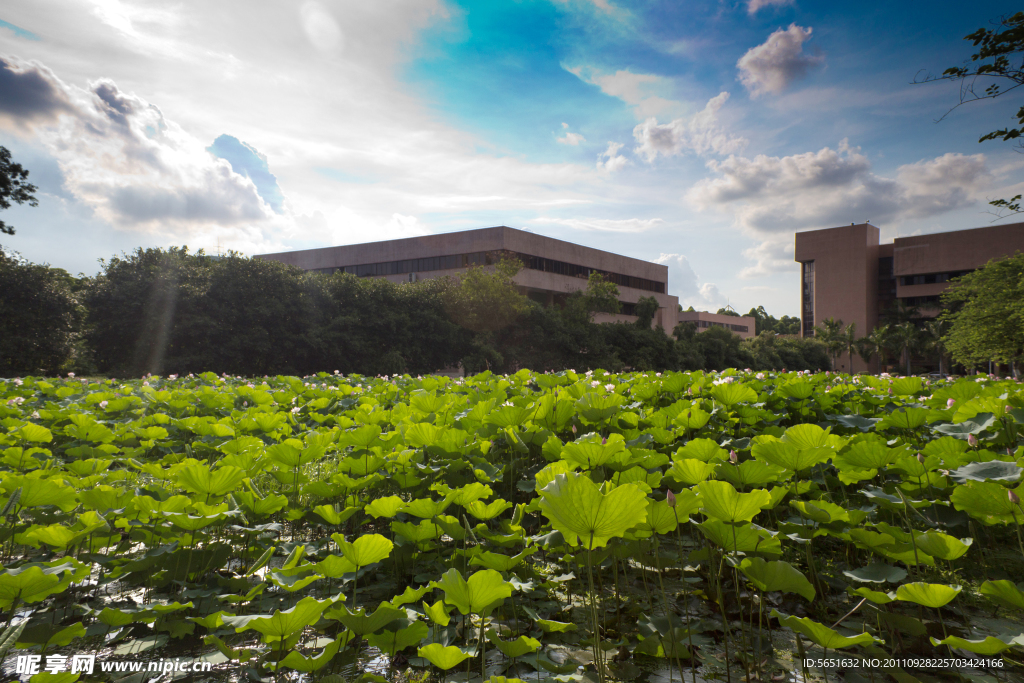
[0, 0, 1020, 316]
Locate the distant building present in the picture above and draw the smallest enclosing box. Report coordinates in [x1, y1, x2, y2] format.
[794, 221, 1024, 373]
[256, 226, 682, 330]
[677, 310, 756, 340]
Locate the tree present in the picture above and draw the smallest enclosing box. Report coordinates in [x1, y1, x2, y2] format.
[838, 322, 858, 373]
[0, 146, 38, 236]
[923, 318, 951, 375]
[890, 322, 921, 377]
[564, 272, 621, 324]
[919, 12, 1024, 220]
[813, 317, 844, 370]
[861, 324, 893, 370]
[940, 252, 1024, 376]
[634, 295, 660, 329]
[443, 256, 529, 334]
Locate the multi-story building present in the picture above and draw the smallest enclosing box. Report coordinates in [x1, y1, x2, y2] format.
[677, 310, 756, 340]
[256, 225, 682, 330]
[794, 221, 1024, 373]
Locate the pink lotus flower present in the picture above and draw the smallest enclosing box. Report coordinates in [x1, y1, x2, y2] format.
[968, 433, 978, 447]
[947, 398, 956, 408]
[1011, 490, 1021, 505]
[916, 453, 925, 464]
[730, 450, 738, 463]
[666, 489, 676, 508]
[1007, 405, 1013, 413]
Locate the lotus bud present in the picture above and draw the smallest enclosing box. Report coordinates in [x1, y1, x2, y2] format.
[572, 424, 577, 434]
[947, 398, 956, 408]
[730, 450, 738, 464]
[1007, 405, 1013, 413]
[968, 433, 978, 448]
[602, 438, 607, 445]
[1010, 490, 1021, 505]
[666, 489, 676, 508]
[916, 453, 925, 464]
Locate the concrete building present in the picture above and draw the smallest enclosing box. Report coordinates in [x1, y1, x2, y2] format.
[257, 226, 681, 330]
[795, 221, 1024, 373]
[677, 310, 756, 340]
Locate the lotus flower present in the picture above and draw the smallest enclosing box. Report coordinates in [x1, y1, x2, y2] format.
[916, 453, 925, 464]
[730, 450, 738, 464]
[968, 433, 978, 448]
[1010, 490, 1021, 505]
[67, 372, 75, 378]
[947, 398, 956, 408]
[666, 489, 676, 508]
[1007, 405, 1013, 413]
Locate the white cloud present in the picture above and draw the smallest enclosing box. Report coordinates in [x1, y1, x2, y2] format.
[747, 0, 794, 14]
[738, 239, 795, 278]
[300, 2, 344, 56]
[597, 141, 629, 172]
[566, 65, 679, 118]
[530, 216, 663, 232]
[557, 131, 586, 145]
[737, 24, 824, 97]
[687, 140, 991, 235]
[633, 92, 747, 161]
[654, 253, 729, 309]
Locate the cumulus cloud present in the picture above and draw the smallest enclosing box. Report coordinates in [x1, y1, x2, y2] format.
[687, 139, 991, 234]
[738, 239, 795, 278]
[208, 135, 285, 213]
[597, 141, 629, 172]
[737, 24, 824, 97]
[633, 92, 747, 162]
[557, 131, 586, 146]
[566, 66, 678, 118]
[654, 253, 728, 309]
[529, 216, 663, 232]
[0, 57, 71, 127]
[747, 0, 794, 14]
[0, 56, 274, 232]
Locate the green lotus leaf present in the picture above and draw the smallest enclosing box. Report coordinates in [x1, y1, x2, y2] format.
[422, 599, 451, 626]
[772, 611, 875, 649]
[233, 596, 333, 641]
[634, 498, 678, 536]
[738, 557, 815, 601]
[560, 433, 626, 469]
[405, 496, 453, 519]
[752, 440, 830, 472]
[878, 408, 928, 430]
[175, 463, 247, 498]
[951, 481, 1023, 524]
[979, 580, 1024, 610]
[895, 582, 961, 608]
[19, 423, 53, 443]
[841, 563, 907, 584]
[18, 525, 81, 550]
[666, 459, 717, 486]
[419, 643, 472, 670]
[334, 533, 393, 569]
[697, 520, 782, 558]
[674, 438, 727, 462]
[789, 500, 848, 525]
[466, 499, 513, 521]
[929, 634, 1023, 655]
[850, 587, 896, 604]
[710, 383, 758, 406]
[366, 621, 429, 655]
[950, 461, 1023, 484]
[469, 549, 534, 572]
[778, 380, 813, 400]
[485, 405, 531, 428]
[0, 563, 77, 608]
[921, 436, 969, 463]
[834, 439, 901, 470]
[575, 392, 626, 423]
[389, 584, 431, 607]
[391, 519, 443, 543]
[339, 424, 382, 448]
[890, 377, 923, 396]
[486, 629, 540, 658]
[672, 407, 711, 431]
[4, 477, 76, 510]
[327, 604, 404, 635]
[311, 505, 359, 525]
[275, 638, 342, 672]
[404, 422, 441, 448]
[715, 460, 782, 489]
[433, 568, 512, 617]
[537, 472, 647, 548]
[913, 532, 972, 560]
[365, 495, 407, 518]
[828, 414, 879, 432]
[697, 481, 769, 524]
[16, 621, 86, 648]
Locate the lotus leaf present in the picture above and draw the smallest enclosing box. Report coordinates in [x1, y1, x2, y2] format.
[537, 472, 647, 548]
[772, 611, 875, 649]
[895, 582, 961, 608]
[979, 580, 1024, 610]
[419, 643, 472, 669]
[738, 557, 815, 600]
[433, 568, 512, 616]
[697, 481, 769, 523]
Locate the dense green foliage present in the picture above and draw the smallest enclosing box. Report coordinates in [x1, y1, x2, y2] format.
[2, 369, 1023, 683]
[1, 248, 828, 378]
[941, 252, 1024, 372]
[0, 146, 38, 237]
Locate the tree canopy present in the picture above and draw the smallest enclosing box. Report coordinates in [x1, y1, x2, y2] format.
[940, 252, 1024, 372]
[0, 146, 38, 237]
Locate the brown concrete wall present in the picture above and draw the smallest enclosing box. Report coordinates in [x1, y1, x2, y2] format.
[794, 223, 878, 373]
[893, 222, 1024, 276]
[676, 311, 757, 340]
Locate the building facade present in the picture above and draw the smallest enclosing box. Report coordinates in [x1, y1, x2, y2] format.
[257, 226, 682, 330]
[677, 310, 757, 340]
[795, 221, 1024, 373]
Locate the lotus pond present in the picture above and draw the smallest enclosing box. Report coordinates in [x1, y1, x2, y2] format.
[2, 369, 1024, 683]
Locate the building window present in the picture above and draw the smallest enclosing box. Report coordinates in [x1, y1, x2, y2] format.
[898, 270, 973, 286]
[801, 261, 814, 336]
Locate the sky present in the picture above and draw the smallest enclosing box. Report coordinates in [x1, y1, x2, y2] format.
[0, 0, 1021, 317]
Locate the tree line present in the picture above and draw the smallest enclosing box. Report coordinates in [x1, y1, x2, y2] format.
[0, 247, 833, 378]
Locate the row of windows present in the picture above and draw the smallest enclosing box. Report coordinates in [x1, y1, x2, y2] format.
[898, 270, 972, 286]
[695, 320, 749, 333]
[312, 249, 666, 294]
[901, 295, 941, 307]
[802, 261, 815, 336]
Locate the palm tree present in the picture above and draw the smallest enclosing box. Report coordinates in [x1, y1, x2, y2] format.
[861, 324, 892, 372]
[813, 317, 844, 370]
[890, 322, 920, 376]
[881, 300, 920, 326]
[922, 318, 950, 375]
[839, 322, 858, 373]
